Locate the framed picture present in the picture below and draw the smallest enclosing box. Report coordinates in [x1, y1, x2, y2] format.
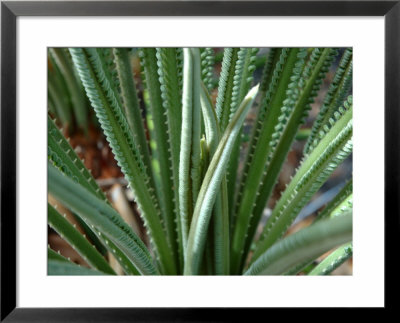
[1, 0, 397, 320]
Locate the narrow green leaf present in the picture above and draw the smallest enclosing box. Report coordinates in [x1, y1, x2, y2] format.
[48, 116, 106, 201]
[139, 48, 179, 269]
[49, 48, 88, 130]
[200, 48, 215, 91]
[304, 48, 353, 155]
[330, 193, 353, 218]
[283, 259, 314, 276]
[70, 48, 176, 275]
[316, 179, 352, 221]
[48, 247, 69, 262]
[48, 260, 104, 276]
[231, 48, 305, 274]
[212, 178, 230, 275]
[113, 48, 154, 181]
[48, 245, 107, 276]
[216, 48, 240, 132]
[285, 192, 353, 275]
[48, 115, 110, 255]
[179, 48, 202, 257]
[48, 203, 116, 275]
[225, 48, 259, 220]
[156, 47, 184, 271]
[259, 48, 282, 99]
[235, 48, 338, 273]
[308, 242, 353, 275]
[47, 94, 56, 115]
[200, 83, 229, 275]
[230, 48, 288, 236]
[200, 82, 220, 152]
[245, 213, 352, 275]
[48, 162, 158, 275]
[48, 61, 72, 127]
[48, 149, 139, 275]
[251, 105, 352, 264]
[184, 84, 259, 275]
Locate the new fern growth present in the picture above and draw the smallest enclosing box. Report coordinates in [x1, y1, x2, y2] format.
[48, 47, 353, 276]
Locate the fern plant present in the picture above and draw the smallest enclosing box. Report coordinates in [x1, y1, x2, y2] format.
[48, 47, 353, 276]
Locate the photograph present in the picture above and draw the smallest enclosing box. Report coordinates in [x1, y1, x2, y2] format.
[2, 0, 396, 318]
[47, 47, 353, 276]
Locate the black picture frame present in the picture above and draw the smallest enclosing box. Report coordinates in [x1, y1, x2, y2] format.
[1, 0, 398, 321]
